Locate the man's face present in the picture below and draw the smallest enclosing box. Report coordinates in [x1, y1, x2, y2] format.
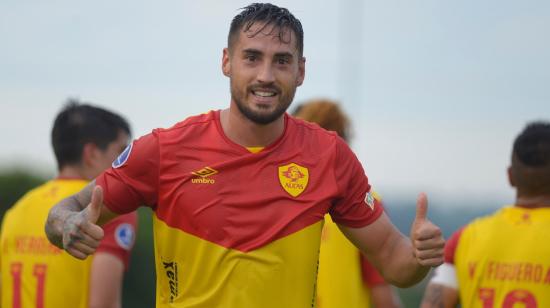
[222, 22, 305, 125]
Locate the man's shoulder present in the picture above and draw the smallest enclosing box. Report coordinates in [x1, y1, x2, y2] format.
[452, 209, 505, 248]
[465, 208, 507, 230]
[288, 115, 338, 138]
[157, 110, 217, 135]
[5, 180, 54, 212]
[287, 115, 341, 150]
[0, 180, 56, 236]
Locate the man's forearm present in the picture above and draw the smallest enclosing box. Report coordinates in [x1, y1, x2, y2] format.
[378, 232, 430, 287]
[339, 214, 436, 288]
[421, 283, 459, 308]
[45, 194, 87, 248]
[370, 284, 403, 308]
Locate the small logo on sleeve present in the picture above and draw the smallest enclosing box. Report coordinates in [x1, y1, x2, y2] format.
[278, 163, 309, 197]
[115, 223, 135, 250]
[364, 192, 375, 210]
[112, 143, 133, 168]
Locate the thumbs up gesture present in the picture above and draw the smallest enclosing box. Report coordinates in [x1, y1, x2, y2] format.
[410, 193, 445, 267]
[62, 186, 105, 259]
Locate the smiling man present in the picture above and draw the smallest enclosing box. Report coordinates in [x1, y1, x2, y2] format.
[45, 3, 445, 308]
[225, 25, 301, 125]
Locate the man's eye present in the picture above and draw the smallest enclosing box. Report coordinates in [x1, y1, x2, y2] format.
[246, 55, 257, 62]
[277, 58, 289, 64]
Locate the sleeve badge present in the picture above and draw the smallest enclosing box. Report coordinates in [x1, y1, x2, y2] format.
[112, 143, 133, 169]
[115, 223, 135, 250]
[364, 192, 375, 210]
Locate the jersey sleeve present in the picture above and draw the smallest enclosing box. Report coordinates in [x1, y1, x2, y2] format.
[96, 130, 160, 214]
[96, 212, 138, 270]
[427, 227, 464, 289]
[444, 227, 465, 264]
[329, 137, 383, 227]
[360, 254, 386, 287]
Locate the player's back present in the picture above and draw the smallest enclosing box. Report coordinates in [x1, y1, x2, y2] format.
[454, 206, 550, 308]
[1, 179, 92, 308]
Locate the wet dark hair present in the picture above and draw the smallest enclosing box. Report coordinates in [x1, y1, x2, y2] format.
[228, 3, 304, 56]
[51, 99, 131, 170]
[510, 121, 550, 196]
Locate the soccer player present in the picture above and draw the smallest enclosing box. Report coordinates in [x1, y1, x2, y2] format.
[421, 121, 550, 308]
[0, 101, 138, 308]
[294, 100, 402, 308]
[45, 4, 445, 307]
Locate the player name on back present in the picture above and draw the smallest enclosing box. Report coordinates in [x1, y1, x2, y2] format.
[468, 260, 550, 284]
[6, 236, 62, 255]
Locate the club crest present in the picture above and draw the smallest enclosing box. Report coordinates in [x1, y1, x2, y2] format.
[278, 163, 309, 197]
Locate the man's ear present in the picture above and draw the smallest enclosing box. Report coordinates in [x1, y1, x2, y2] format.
[507, 166, 516, 187]
[82, 143, 97, 168]
[222, 48, 231, 77]
[296, 56, 306, 86]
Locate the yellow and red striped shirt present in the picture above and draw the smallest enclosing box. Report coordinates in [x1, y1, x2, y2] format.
[97, 110, 382, 307]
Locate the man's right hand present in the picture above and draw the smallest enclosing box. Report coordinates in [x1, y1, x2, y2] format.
[62, 186, 105, 259]
[410, 193, 445, 268]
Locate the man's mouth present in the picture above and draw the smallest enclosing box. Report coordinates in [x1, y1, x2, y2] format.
[252, 90, 277, 97]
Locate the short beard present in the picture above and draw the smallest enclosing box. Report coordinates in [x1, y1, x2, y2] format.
[234, 98, 290, 125]
[231, 82, 295, 125]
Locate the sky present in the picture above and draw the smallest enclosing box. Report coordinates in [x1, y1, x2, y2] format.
[1, 0, 549, 208]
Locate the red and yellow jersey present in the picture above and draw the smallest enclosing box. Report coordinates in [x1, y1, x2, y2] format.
[97, 110, 383, 308]
[0, 178, 137, 308]
[445, 206, 550, 308]
[316, 193, 386, 308]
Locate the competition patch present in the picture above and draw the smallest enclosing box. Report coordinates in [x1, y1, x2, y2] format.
[364, 192, 375, 210]
[115, 223, 135, 250]
[112, 143, 133, 168]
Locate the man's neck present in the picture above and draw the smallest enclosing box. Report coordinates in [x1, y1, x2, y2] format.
[515, 194, 550, 208]
[220, 106, 285, 148]
[58, 166, 91, 181]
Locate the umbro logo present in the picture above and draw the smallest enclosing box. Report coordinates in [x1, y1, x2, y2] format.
[191, 167, 218, 184]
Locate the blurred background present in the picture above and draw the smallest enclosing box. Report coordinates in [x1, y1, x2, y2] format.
[1, 0, 549, 306]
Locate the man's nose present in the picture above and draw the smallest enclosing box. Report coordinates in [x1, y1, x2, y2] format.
[257, 62, 275, 84]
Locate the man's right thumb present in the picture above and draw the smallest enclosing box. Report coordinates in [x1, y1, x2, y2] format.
[415, 192, 428, 221]
[88, 186, 103, 223]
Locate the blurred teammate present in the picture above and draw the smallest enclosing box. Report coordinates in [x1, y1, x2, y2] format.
[45, 4, 445, 308]
[421, 121, 550, 308]
[294, 100, 402, 308]
[0, 101, 138, 308]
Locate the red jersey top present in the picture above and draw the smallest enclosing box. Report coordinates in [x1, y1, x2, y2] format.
[96, 110, 382, 308]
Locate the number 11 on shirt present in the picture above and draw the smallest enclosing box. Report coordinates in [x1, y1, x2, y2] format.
[10, 262, 47, 308]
